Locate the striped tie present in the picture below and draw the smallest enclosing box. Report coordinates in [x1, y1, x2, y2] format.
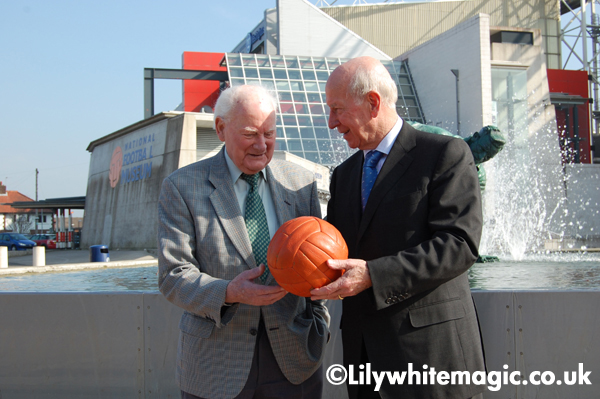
[241, 173, 270, 283]
[361, 150, 384, 210]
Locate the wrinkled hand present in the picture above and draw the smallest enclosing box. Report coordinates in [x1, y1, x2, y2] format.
[310, 258, 372, 300]
[225, 264, 287, 306]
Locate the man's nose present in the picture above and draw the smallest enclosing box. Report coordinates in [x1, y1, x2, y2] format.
[328, 112, 339, 130]
[253, 134, 267, 150]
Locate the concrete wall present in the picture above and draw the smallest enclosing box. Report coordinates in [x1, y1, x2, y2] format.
[82, 113, 197, 250]
[397, 14, 491, 137]
[0, 291, 597, 398]
[564, 164, 600, 239]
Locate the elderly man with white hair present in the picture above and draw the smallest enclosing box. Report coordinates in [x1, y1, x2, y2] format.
[158, 84, 330, 399]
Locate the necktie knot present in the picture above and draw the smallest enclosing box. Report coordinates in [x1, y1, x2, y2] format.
[241, 173, 261, 189]
[365, 150, 384, 169]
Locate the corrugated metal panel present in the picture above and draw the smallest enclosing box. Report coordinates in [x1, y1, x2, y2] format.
[321, 0, 560, 61]
[196, 127, 223, 161]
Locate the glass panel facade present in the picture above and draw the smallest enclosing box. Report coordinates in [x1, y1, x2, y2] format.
[225, 53, 425, 166]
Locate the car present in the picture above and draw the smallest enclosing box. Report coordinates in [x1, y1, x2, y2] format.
[0, 233, 37, 251]
[29, 234, 57, 249]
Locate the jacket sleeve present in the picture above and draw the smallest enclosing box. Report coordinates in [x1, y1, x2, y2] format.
[368, 138, 482, 310]
[157, 176, 238, 328]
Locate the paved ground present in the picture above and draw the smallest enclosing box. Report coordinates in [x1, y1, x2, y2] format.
[1, 249, 158, 275]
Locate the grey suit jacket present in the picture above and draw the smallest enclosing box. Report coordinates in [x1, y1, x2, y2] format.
[158, 148, 330, 399]
[327, 121, 486, 398]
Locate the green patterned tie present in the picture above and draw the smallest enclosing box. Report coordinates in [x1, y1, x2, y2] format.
[241, 173, 270, 283]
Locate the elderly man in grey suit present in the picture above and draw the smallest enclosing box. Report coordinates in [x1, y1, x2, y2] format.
[158, 84, 330, 399]
[311, 57, 486, 398]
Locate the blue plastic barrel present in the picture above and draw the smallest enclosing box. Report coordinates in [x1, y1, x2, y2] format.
[90, 245, 110, 262]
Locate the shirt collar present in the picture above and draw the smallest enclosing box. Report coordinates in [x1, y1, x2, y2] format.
[363, 116, 403, 158]
[223, 147, 267, 184]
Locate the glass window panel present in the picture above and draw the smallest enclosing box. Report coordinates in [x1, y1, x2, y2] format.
[245, 69, 258, 78]
[231, 78, 245, 86]
[316, 71, 329, 81]
[299, 57, 313, 69]
[276, 81, 290, 91]
[287, 140, 303, 151]
[260, 80, 275, 91]
[285, 57, 299, 68]
[259, 69, 273, 78]
[327, 59, 341, 70]
[303, 140, 317, 151]
[292, 92, 307, 102]
[229, 67, 244, 78]
[307, 93, 321, 103]
[300, 128, 315, 139]
[302, 70, 316, 80]
[290, 81, 304, 91]
[271, 57, 285, 68]
[317, 139, 333, 151]
[227, 53, 241, 66]
[310, 103, 325, 115]
[404, 97, 417, 107]
[398, 76, 411, 85]
[242, 55, 257, 67]
[287, 70, 301, 80]
[399, 64, 407, 74]
[318, 82, 327, 91]
[277, 127, 285, 136]
[313, 59, 327, 70]
[397, 107, 409, 118]
[408, 107, 421, 118]
[282, 115, 297, 125]
[276, 115, 283, 126]
[312, 116, 327, 126]
[294, 103, 308, 114]
[256, 56, 270, 67]
[285, 127, 300, 138]
[275, 140, 287, 151]
[280, 103, 295, 114]
[304, 152, 320, 163]
[273, 69, 287, 79]
[400, 85, 414, 95]
[315, 127, 330, 139]
[320, 152, 335, 164]
[246, 79, 260, 86]
[305, 82, 319, 92]
[291, 151, 305, 158]
[297, 115, 311, 126]
[278, 91, 292, 102]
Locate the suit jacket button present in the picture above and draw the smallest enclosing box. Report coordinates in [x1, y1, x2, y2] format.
[250, 328, 258, 336]
[385, 298, 392, 304]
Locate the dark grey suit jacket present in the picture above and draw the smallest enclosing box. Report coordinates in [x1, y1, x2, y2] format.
[327, 121, 486, 398]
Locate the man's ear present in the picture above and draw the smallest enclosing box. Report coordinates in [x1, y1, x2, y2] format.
[215, 117, 226, 142]
[367, 91, 382, 118]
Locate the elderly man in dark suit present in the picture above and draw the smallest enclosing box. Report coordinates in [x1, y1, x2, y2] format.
[311, 56, 486, 398]
[158, 85, 330, 399]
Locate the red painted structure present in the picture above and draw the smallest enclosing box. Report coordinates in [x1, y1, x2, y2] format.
[182, 52, 226, 113]
[547, 69, 592, 164]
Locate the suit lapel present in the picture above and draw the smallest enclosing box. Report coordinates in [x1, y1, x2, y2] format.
[358, 122, 417, 240]
[208, 149, 255, 269]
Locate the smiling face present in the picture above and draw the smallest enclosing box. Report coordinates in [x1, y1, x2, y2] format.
[215, 91, 277, 175]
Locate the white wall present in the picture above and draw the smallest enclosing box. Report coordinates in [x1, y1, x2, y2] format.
[277, 0, 390, 60]
[397, 14, 491, 137]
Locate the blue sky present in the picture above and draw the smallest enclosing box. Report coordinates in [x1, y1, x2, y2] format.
[0, 0, 278, 203]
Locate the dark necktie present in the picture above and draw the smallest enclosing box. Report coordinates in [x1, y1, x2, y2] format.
[361, 150, 384, 210]
[241, 173, 270, 283]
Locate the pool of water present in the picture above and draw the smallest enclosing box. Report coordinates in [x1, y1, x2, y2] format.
[0, 266, 160, 292]
[0, 253, 600, 291]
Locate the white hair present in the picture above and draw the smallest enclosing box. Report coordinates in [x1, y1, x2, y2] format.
[348, 62, 398, 109]
[214, 84, 278, 122]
